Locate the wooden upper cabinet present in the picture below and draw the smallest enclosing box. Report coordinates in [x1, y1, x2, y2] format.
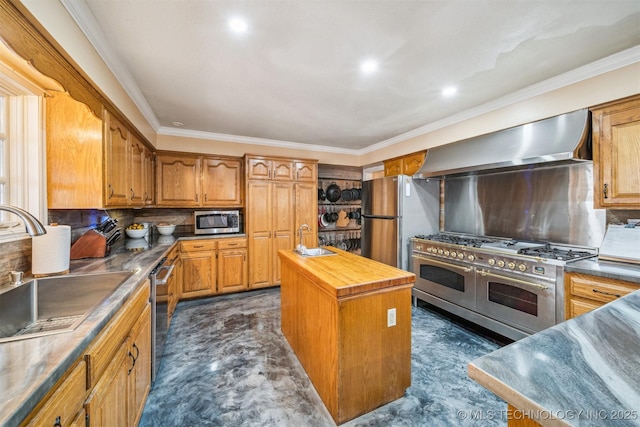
[156, 153, 243, 207]
[246, 156, 294, 181]
[143, 147, 155, 205]
[295, 160, 317, 182]
[104, 112, 131, 206]
[129, 135, 146, 207]
[47, 92, 104, 209]
[384, 151, 426, 177]
[591, 95, 640, 209]
[47, 93, 154, 209]
[155, 153, 201, 206]
[202, 157, 243, 206]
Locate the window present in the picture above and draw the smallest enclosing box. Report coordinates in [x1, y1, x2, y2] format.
[0, 59, 47, 240]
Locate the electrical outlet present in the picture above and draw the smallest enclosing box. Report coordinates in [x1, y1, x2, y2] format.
[387, 308, 396, 327]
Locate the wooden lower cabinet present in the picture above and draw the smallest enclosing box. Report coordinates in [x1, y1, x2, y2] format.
[218, 238, 248, 294]
[23, 281, 151, 427]
[179, 238, 248, 298]
[128, 305, 152, 426]
[180, 240, 217, 299]
[565, 272, 640, 319]
[85, 341, 129, 426]
[25, 360, 87, 427]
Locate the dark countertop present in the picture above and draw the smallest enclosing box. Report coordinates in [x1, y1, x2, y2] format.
[469, 257, 640, 426]
[565, 258, 640, 284]
[0, 232, 245, 427]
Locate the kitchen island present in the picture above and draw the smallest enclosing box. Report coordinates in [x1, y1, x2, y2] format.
[278, 247, 415, 425]
[468, 260, 640, 427]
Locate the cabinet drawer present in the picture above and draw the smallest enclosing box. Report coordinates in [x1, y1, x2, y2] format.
[569, 274, 639, 304]
[25, 360, 87, 427]
[85, 281, 150, 388]
[181, 240, 216, 252]
[218, 238, 247, 249]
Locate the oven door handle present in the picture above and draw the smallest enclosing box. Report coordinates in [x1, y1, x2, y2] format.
[478, 269, 549, 290]
[155, 264, 175, 286]
[413, 255, 473, 273]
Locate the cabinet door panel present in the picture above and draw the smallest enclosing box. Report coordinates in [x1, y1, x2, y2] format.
[128, 305, 151, 426]
[295, 182, 318, 248]
[247, 157, 271, 180]
[249, 234, 272, 288]
[104, 113, 130, 206]
[603, 111, 640, 202]
[295, 160, 317, 182]
[247, 182, 272, 233]
[202, 158, 242, 206]
[180, 251, 216, 298]
[273, 183, 294, 234]
[130, 136, 146, 206]
[272, 159, 294, 180]
[156, 155, 201, 206]
[85, 342, 129, 427]
[218, 249, 248, 293]
[593, 96, 640, 208]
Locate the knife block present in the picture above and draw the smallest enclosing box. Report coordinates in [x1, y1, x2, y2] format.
[70, 230, 108, 259]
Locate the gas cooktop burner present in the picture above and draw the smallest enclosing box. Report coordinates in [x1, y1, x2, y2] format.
[414, 233, 499, 248]
[519, 244, 595, 261]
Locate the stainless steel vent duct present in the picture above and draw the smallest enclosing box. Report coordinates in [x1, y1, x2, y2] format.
[414, 109, 591, 179]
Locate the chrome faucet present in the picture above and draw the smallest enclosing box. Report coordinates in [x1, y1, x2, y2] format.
[0, 204, 47, 236]
[296, 223, 311, 253]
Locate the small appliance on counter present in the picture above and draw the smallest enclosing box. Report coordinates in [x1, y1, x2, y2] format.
[598, 221, 640, 265]
[70, 217, 122, 259]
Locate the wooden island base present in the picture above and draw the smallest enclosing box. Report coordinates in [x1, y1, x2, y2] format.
[278, 248, 415, 424]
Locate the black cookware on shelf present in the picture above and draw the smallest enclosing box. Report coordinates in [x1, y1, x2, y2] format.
[318, 187, 326, 201]
[325, 182, 341, 202]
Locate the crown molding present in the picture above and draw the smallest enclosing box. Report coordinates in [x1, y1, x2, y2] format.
[60, 0, 161, 130]
[157, 126, 361, 155]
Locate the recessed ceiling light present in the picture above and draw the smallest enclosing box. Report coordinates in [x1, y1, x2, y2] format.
[442, 86, 457, 97]
[360, 60, 378, 75]
[228, 17, 248, 34]
[172, 121, 184, 127]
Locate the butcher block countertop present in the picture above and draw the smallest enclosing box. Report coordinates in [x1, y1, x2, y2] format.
[277, 247, 415, 298]
[279, 248, 414, 424]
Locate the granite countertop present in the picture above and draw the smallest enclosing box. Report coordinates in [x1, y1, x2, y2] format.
[0, 232, 245, 427]
[278, 247, 415, 298]
[468, 276, 640, 426]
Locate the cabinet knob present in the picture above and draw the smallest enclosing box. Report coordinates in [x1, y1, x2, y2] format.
[603, 183, 608, 199]
[54, 416, 62, 427]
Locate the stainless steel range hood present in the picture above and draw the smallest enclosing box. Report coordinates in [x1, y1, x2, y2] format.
[415, 109, 591, 178]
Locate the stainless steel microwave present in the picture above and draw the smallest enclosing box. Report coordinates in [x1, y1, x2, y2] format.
[194, 210, 240, 235]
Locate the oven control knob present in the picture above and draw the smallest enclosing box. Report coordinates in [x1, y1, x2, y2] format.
[444, 250, 450, 256]
[467, 255, 475, 261]
[488, 259, 496, 265]
[518, 264, 527, 272]
[458, 253, 465, 259]
[497, 260, 505, 268]
[425, 247, 431, 253]
[508, 262, 516, 270]
[438, 249, 444, 255]
[450, 251, 457, 258]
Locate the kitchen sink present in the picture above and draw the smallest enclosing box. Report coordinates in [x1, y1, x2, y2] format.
[296, 247, 337, 257]
[0, 270, 134, 343]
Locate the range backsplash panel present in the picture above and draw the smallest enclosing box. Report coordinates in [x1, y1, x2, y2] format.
[443, 163, 606, 247]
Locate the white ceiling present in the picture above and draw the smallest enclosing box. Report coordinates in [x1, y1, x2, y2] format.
[64, 0, 640, 151]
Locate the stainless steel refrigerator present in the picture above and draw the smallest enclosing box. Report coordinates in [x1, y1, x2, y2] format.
[361, 175, 439, 270]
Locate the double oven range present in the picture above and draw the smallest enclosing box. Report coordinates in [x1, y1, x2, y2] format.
[411, 233, 596, 340]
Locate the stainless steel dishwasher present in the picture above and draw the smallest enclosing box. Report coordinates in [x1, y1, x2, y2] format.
[149, 256, 175, 382]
